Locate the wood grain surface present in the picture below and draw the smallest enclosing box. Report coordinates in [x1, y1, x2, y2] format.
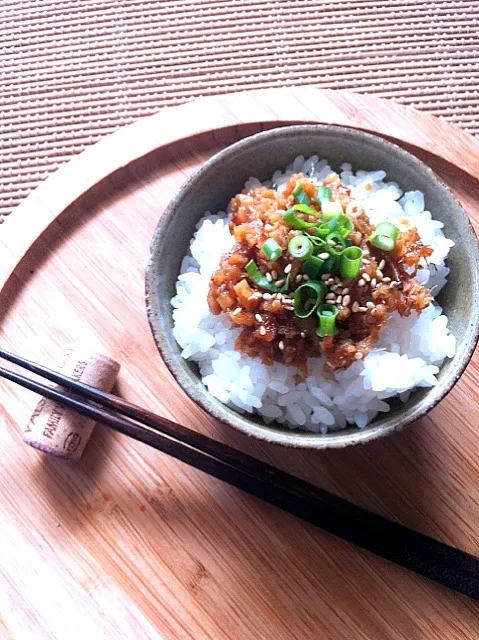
[0, 90, 478, 639]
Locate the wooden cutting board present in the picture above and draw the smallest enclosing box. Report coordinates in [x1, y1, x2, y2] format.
[0, 88, 478, 639]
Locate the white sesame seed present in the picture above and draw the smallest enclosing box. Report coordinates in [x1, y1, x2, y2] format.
[342, 287, 350, 295]
[265, 272, 272, 282]
[327, 278, 335, 286]
[371, 278, 377, 288]
[264, 223, 273, 231]
[326, 293, 336, 301]
[263, 293, 273, 300]
[232, 307, 242, 316]
[255, 314, 263, 322]
[361, 258, 370, 265]
[382, 277, 391, 283]
[284, 263, 292, 274]
[366, 301, 374, 309]
[271, 269, 278, 280]
[352, 301, 359, 312]
[259, 326, 266, 335]
[330, 284, 339, 292]
[295, 274, 303, 283]
[318, 252, 330, 260]
[358, 306, 367, 312]
[275, 292, 282, 299]
[355, 352, 363, 360]
[336, 295, 343, 304]
[300, 332, 306, 338]
[358, 278, 366, 287]
[321, 273, 331, 281]
[378, 259, 385, 270]
[283, 305, 294, 311]
[302, 274, 310, 281]
[376, 269, 383, 280]
[342, 295, 351, 306]
[275, 279, 285, 287]
[362, 273, 371, 282]
[279, 340, 285, 351]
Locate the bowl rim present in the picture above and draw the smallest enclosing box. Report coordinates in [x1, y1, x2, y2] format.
[145, 124, 479, 449]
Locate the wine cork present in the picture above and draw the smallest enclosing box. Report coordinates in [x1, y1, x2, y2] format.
[23, 346, 120, 461]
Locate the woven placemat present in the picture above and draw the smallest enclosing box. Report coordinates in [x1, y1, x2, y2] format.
[2, 0, 479, 220]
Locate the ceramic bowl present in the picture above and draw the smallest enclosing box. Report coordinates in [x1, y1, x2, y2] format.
[146, 125, 479, 449]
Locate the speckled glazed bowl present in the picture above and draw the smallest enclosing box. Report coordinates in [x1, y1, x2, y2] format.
[146, 125, 479, 449]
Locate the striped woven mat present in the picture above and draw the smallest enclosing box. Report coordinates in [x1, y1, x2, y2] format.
[3, 0, 478, 220]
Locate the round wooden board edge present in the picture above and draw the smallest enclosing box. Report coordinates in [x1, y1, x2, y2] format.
[2, 87, 479, 294]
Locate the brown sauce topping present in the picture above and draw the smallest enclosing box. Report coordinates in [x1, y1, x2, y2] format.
[208, 173, 433, 372]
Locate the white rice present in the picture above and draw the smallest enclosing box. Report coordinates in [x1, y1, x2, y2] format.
[171, 157, 456, 432]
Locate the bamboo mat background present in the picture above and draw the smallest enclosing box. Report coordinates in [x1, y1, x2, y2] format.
[2, 0, 479, 221]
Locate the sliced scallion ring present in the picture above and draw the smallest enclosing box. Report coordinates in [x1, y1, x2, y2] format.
[245, 260, 291, 292]
[292, 204, 321, 217]
[293, 280, 326, 318]
[316, 186, 332, 205]
[288, 235, 313, 260]
[301, 255, 325, 278]
[316, 304, 339, 337]
[321, 200, 343, 217]
[339, 246, 363, 279]
[369, 221, 400, 251]
[282, 209, 318, 230]
[292, 183, 311, 206]
[261, 238, 283, 261]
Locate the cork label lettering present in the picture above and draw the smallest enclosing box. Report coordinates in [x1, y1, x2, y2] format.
[43, 406, 64, 439]
[72, 360, 88, 381]
[25, 398, 46, 433]
[63, 432, 82, 455]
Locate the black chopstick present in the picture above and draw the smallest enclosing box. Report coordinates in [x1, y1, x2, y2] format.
[1, 349, 478, 601]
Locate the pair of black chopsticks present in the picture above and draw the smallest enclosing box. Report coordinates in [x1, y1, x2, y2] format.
[0, 347, 478, 601]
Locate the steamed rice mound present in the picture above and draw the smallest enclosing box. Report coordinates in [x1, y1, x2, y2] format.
[171, 156, 456, 433]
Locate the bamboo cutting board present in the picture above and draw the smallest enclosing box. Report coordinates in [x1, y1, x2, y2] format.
[0, 89, 478, 639]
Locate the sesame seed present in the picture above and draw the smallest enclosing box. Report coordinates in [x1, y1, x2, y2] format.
[362, 273, 371, 282]
[342, 295, 351, 306]
[302, 274, 311, 281]
[342, 288, 350, 295]
[358, 278, 366, 287]
[265, 272, 272, 282]
[275, 292, 282, 299]
[321, 273, 331, 281]
[382, 277, 391, 283]
[325, 293, 336, 301]
[371, 278, 377, 288]
[361, 258, 370, 265]
[327, 278, 335, 286]
[366, 301, 374, 309]
[300, 332, 306, 338]
[295, 274, 303, 283]
[330, 284, 339, 291]
[278, 340, 285, 351]
[318, 252, 330, 260]
[232, 307, 242, 316]
[376, 269, 383, 280]
[336, 295, 343, 304]
[275, 279, 285, 287]
[259, 326, 266, 335]
[327, 239, 336, 245]
[390, 280, 399, 287]
[355, 352, 363, 360]
[263, 293, 273, 300]
[255, 314, 263, 322]
[378, 259, 385, 270]
[283, 305, 294, 311]
[271, 269, 278, 280]
[284, 263, 292, 274]
[352, 301, 359, 312]
[358, 306, 367, 312]
[264, 223, 273, 231]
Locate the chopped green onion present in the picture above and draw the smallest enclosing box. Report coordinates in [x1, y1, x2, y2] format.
[376, 221, 400, 241]
[326, 232, 346, 254]
[369, 234, 396, 251]
[321, 200, 343, 217]
[316, 186, 332, 205]
[261, 238, 283, 261]
[245, 260, 291, 292]
[323, 254, 339, 274]
[302, 255, 325, 278]
[294, 281, 326, 319]
[288, 235, 313, 260]
[282, 209, 317, 230]
[292, 204, 321, 217]
[340, 246, 363, 279]
[369, 221, 400, 251]
[317, 304, 339, 337]
[292, 183, 311, 206]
